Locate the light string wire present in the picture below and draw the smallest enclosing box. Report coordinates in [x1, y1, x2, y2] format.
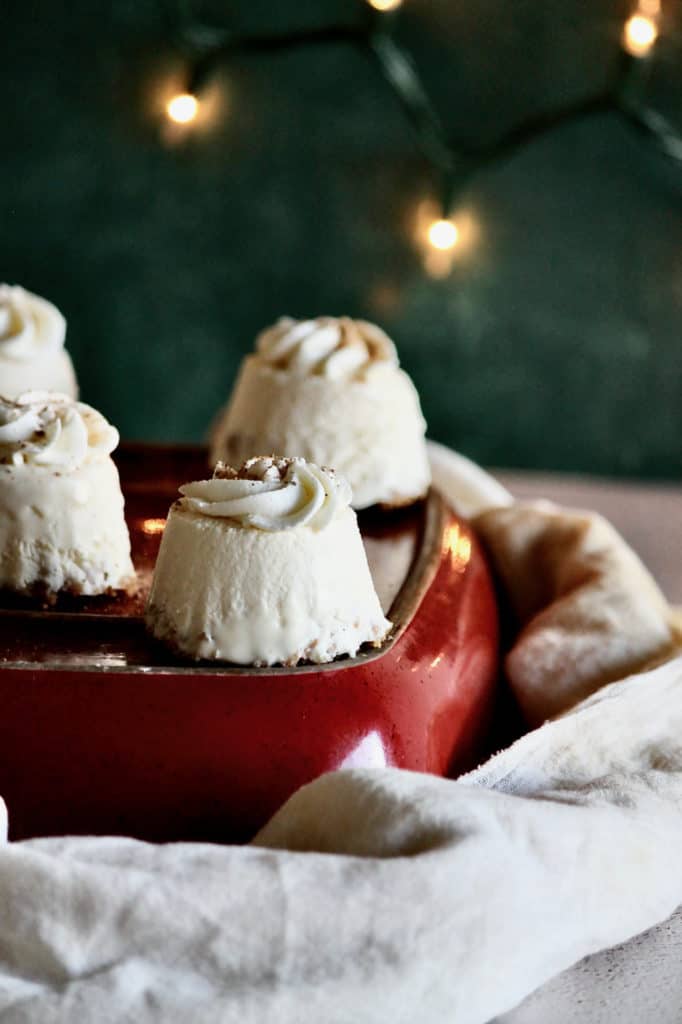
[166, 2, 681, 227]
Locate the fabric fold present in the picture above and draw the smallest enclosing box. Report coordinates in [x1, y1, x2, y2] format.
[474, 502, 679, 726]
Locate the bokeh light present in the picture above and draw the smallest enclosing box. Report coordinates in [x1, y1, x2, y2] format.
[623, 14, 658, 57]
[166, 93, 199, 124]
[367, 0, 403, 10]
[427, 219, 459, 251]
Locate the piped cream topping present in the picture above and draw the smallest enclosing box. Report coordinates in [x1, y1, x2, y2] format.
[180, 456, 352, 531]
[0, 285, 66, 363]
[255, 316, 398, 380]
[0, 392, 119, 470]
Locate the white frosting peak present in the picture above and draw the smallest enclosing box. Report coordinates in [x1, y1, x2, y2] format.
[0, 392, 119, 470]
[0, 285, 66, 363]
[180, 456, 352, 531]
[255, 316, 398, 380]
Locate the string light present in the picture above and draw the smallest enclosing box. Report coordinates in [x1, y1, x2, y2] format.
[415, 202, 475, 277]
[158, 76, 225, 145]
[367, 0, 403, 10]
[427, 219, 459, 251]
[623, 12, 658, 57]
[167, 2, 681, 274]
[166, 92, 199, 124]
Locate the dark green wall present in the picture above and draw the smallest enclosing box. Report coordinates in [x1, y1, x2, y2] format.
[2, 0, 681, 477]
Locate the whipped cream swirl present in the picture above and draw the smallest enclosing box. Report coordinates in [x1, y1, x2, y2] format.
[0, 392, 119, 469]
[180, 456, 352, 531]
[0, 285, 66, 363]
[255, 316, 398, 380]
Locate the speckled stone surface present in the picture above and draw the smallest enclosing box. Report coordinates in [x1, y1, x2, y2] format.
[495, 908, 682, 1024]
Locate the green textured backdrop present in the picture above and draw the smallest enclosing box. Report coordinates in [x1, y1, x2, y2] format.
[1, 0, 681, 477]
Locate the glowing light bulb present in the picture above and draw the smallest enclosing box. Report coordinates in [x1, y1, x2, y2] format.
[623, 13, 658, 57]
[367, 0, 403, 10]
[166, 93, 199, 124]
[427, 219, 459, 251]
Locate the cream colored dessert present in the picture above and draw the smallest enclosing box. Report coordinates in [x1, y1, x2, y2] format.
[0, 285, 78, 399]
[0, 392, 134, 596]
[210, 316, 431, 510]
[146, 456, 392, 666]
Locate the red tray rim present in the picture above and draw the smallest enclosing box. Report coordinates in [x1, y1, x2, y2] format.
[0, 489, 451, 678]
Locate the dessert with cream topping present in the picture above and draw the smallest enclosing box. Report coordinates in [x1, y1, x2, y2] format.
[0, 285, 77, 399]
[210, 316, 431, 509]
[146, 455, 392, 665]
[0, 391, 134, 597]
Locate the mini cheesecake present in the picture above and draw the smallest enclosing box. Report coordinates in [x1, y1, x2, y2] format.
[146, 456, 392, 666]
[0, 285, 77, 399]
[0, 391, 134, 597]
[210, 316, 431, 510]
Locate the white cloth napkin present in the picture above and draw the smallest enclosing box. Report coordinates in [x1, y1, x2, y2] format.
[0, 445, 680, 1023]
[427, 439, 514, 517]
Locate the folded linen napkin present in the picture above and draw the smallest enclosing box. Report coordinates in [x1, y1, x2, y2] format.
[0, 445, 679, 1023]
[474, 503, 681, 726]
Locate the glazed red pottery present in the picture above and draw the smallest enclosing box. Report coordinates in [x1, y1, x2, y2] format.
[0, 445, 499, 843]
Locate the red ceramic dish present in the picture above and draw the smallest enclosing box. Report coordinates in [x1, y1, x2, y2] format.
[0, 444, 499, 843]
